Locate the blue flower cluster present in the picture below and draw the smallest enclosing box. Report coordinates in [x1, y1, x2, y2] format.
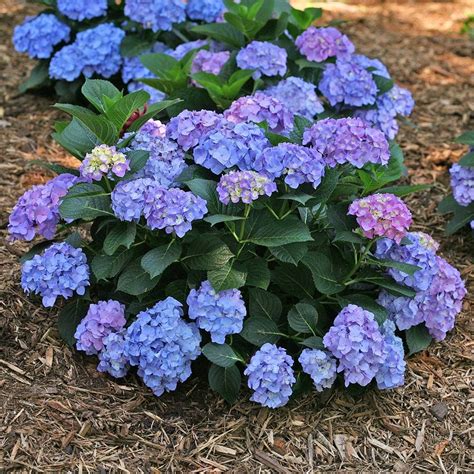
[168, 40, 208, 60]
[245, 344, 296, 408]
[264, 77, 324, 120]
[187, 281, 247, 344]
[236, 41, 287, 79]
[97, 331, 129, 378]
[21, 243, 90, 308]
[57, 0, 108, 21]
[13, 14, 70, 59]
[124, 298, 201, 396]
[376, 321, 406, 390]
[450, 163, 474, 207]
[75, 300, 126, 355]
[298, 349, 337, 392]
[50, 24, 125, 81]
[194, 120, 270, 174]
[186, 0, 225, 22]
[124, 0, 186, 32]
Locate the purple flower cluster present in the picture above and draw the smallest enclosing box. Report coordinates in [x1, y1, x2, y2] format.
[298, 349, 337, 392]
[129, 119, 167, 145]
[264, 77, 324, 120]
[353, 54, 390, 78]
[124, 298, 201, 396]
[124, 0, 186, 32]
[167, 110, 223, 151]
[193, 120, 270, 174]
[75, 300, 126, 355]
[8, 173, 78, 241]
[187, 0, 225, 23]
[348, 193, 413, 243]
[375, 232, 439, 291]
[144, 187, 208, 237]
[356, 85, 415, 139]
[169, 40, 208, 60]
[13, 14, 70, 59]
[376, 320, 406, 390]
[80, 145, 130, 182]
[295, 27, 354, 62]
[111, 178, 158, 222]
[378, 256, 466, 340]
[245, 344, 296, 408]
[50, 24, 125, 81]
[303, 117, 390, 169]
[57, 0, 108, 21]
[224, 92, 294, 134]
[191, 50, 230, 78]
[97, 331, 129, 378]
[319, 57, 378, 107]
[323, 305, 386, 386]
[450, 163, 474, 206]
[21, 243, 90, 307]
[187, 281, 247, 344]
[217, 170, 277, 204]
[236, 41, 287, 79]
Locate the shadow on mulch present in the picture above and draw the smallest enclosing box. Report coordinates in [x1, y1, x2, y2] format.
[1, 0, 473, 471]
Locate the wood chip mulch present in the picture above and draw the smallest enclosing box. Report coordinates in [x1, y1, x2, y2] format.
[1, 1, 473, 471]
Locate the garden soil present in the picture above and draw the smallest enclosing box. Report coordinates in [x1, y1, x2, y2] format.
[1, 0, 473, 471]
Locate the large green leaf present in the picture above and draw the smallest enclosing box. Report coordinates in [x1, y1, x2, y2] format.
[183, 235, 234, 270]
[202, 343, 242, 367]
[208, 262, 247, 291]
[300, 336, 325, 350]
[369, 258, 421, 276]
[117, 261, 160, 296]
[208, 364, 241, 404]
[91, 248, 137, 281]
[141, 241, 182, 278]
[105, 90, 149, 130]
[287, 303, 318, 335]
[272, 263, 315, 299]
[59, 183, 112, 221]
[303, 252, 346, 295]
[455, 131, 474, 145]
[269, 242, 308, 265]
[249, 288, 282, 322]
[240, 317, 281, 345]
[52, 117, 100, 158]
[405, 324, 432, 356]
[81, 79, 121, 113]
[57, 299, 89, 347]
[103, 222, 136, 256]
[244, 257, 270, 290]
[191, 23, 245, 48]
[19, 61, 50, 93]
[127, 99, 182, 132]
[459, 151, 474, 167]
[361, 276, 416, 297]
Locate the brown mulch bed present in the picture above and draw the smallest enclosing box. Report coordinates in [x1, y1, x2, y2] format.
[1, 1, 473, 471]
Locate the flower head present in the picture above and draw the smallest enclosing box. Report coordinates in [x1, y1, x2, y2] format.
[124, 0, 186, 32]
[376, 320, 406, 390]
[303, 117, 390, 168]
[169, 40, 208, 60]
[80, 145, 130, 182]
[193, 120, 270, 174]
[167, 110, 224, 151]
[13, 14, 70, 59]
[97, 331, 129, 378]
[264, 77, 324, 120]
[245, 343, 296, 408]
[21, 242, 90, 307]
[323, 305, 386, 386]
[57, 0, 108, 21]
[236, 41, 287, 79]
[295, 26, 354, 62]
[187, 281, 247, 344]
[450, 163, 474, 206]
[377, 291, 426, 331]
[191, 50, 230, 78]
[224, 92, 294, 134]
[217, 170, 277, 204]
[75, 300, 126, 355]
[49, 44, 83, 81]
[124, 298, 201, 396]
[299, 349, 337, 392]
[319, 57, 378, 107]
[8, 173, 78, 241]
[348, 193, 412, 243]
[187, 0, 225, 23]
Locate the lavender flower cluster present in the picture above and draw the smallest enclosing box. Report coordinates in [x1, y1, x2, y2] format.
[217, 170, 277, 204]
[450, 163, 474, 207]
[80, 145, 130, 182]
[236, 41, 287, 79]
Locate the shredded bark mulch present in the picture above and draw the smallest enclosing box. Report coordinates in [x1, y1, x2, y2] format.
[1, 1, 473, 471]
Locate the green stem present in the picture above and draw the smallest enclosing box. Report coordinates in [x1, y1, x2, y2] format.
[264, 203, 280, 220]
[344, 239, 376, 283]
[172, 28, 189, 43]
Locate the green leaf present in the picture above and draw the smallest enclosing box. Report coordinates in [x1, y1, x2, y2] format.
[208, 262, 247, 291]
[369, 258, 421, 276]
[326, 203, 355, 231]
[103, 222, 136, 256]
[243, 211, 313, 247]
[289, 115, 313, 143]
[459, 151, 474, 167]
[272, 263, 315, 299]
[59, 183, 112, 221]
[338, 294, 388, 325]
[120, 35, 152, 58]
[405, 324, 432, 356]
[240, 317, 281, 345]
[204, 215, 245, 226]
[140, 53, 182, 80]
[300, 336, 325, 350]
[202, 343, 242, 367]
[208, 364, 241, 404]
[377, 184, 431, 197]
[455, 131, 474, 145]
[91, 248, 137, 281]
[57, 299, 89, 347]
[333, 231, 365, 245]
[303, 252, 346, 295]
[249, 288, 282, 322]
[269, 242, 308, 265]
[287, 303, 318, 335]
[81, 79, 121, 113]
[127, 99, 182, 132]
[191, 23, 245, 48]
[105, 90, 149, 130]
[52, 118, 100, 158]
[310, 167, 341, 204]
[361, 276, 416, 297]
[184, 235, 234, 270]
[19, 61, 50, 93]
[141, 241, 182, 279]
[438, 194, 459, 214]
[245, 257, 271, 290]
[126, 149, 149, 174]
[117, 261, 160, 296]
[373, 74, 394, 94]
[444, 202, 474, 234]
[165, 280, 188, 303]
